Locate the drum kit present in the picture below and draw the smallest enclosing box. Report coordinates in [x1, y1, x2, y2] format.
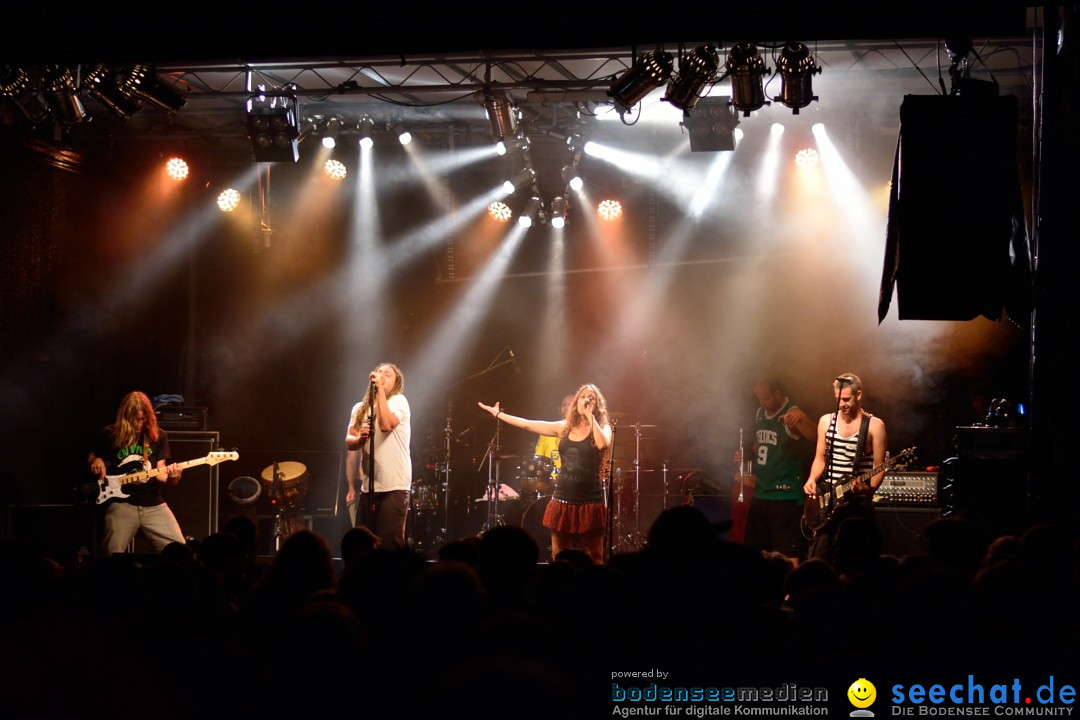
[407, 403, 567, 554]
[455, 452, 558, 554]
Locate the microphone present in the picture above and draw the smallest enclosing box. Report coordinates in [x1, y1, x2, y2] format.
[509, 348, 520, 374]
[835, 376, 852, 384]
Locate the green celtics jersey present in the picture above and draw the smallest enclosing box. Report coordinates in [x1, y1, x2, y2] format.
[753, 399, 807, 501]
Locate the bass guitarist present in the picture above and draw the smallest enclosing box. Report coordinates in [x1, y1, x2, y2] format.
[802, 373, 887, 563]
[87, 391, 185, 556]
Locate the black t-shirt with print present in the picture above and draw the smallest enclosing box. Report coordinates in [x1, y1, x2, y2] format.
[93, 427, 171, 507]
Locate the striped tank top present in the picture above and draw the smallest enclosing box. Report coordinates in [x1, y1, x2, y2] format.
[823, 414, 873, 483]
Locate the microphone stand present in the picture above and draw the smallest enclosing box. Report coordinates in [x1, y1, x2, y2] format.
[485, 415, 503, 531]
[603, 420, 618, 564]
[824, 384, 846, 513]
[441, 402, 452, 545]
[364, 379, 377, 526]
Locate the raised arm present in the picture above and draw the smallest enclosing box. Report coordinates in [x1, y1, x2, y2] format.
[477, 401, 565, 436]
[781, 405, 818, 441]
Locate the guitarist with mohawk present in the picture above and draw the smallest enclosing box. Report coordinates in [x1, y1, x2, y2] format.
[87, 391, 185, 556]
[802, 373, 887, 563]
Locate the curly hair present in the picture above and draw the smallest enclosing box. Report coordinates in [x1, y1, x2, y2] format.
[560, 383, 610, 439]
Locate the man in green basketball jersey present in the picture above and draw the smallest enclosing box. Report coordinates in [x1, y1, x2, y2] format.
[737, 375, 816, 558]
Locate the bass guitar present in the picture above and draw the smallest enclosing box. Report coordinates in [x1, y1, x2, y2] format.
[801, 447, 916, 536]
[78, 450, 239, 505]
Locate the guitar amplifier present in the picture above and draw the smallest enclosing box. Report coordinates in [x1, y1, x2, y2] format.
[155, 405, 208, 430]
[874, 471, 939, 507]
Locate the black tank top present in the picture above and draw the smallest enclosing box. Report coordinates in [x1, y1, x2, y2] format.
[555, 434, 603, 503]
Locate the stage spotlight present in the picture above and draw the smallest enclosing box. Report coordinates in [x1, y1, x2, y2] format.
[664, 45, 720, 114]
[482, 92, 518, 140]
[583, 141, 599, 156]
[598, 199, 622, 221]
[497, 133, 530, 156]
[681, 96, 739, 152]
[81, 64, 142, 119]
[562, 165, 583, 191]
[217, 188, 241, 212]
[776, 42, 821, 113]
[488, 201, 512, 222]
[322, 117, 342, 149]
[518, 196, 541, 227]
[41, 65, 87, 125]
[324, 158, 347, 179]
[392, 122, 412, 145]
[0, 66, 51, 124]
[502, 167, 536, 195]
[727, 43, 769, 117]
[795, 148, 819, 167]
[246, 90, 300, 162]
[608, 49, 674, 114]
[357, 117, 374, 149]
[119, 65, 186, 115]
[550, 196, 569, 229]
[165, 157, 189, 181]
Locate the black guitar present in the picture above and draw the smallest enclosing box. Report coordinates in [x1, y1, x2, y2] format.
[801, 447, 916, 535]
[77, 451, 239, 505]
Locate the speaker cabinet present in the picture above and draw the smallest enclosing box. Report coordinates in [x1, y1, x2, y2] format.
[133, 430, 220, 551]
[943, 427, 1028, 538]
[889, 94, 1026, 321]
[876, 506, 941, 557]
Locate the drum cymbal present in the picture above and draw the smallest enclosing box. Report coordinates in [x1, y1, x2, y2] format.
[260, 461, 307, 483]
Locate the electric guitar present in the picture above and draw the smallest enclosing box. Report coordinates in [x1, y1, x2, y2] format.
[801, 447, 916, 535]
[78, 451, 239, 505]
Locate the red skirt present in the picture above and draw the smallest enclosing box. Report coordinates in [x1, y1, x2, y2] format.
[542, 498, 607, 535]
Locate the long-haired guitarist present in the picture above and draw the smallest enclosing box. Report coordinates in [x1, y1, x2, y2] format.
[87, 391, 185, 556]
[802, 373, 887, 563]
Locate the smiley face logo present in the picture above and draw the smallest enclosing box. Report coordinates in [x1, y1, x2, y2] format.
[848, 678, 877, 709]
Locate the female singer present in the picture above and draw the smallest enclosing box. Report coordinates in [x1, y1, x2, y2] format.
[478, 384, 612, 563]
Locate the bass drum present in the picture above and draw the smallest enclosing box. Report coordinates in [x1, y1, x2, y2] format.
[520, 494, 553, 561]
